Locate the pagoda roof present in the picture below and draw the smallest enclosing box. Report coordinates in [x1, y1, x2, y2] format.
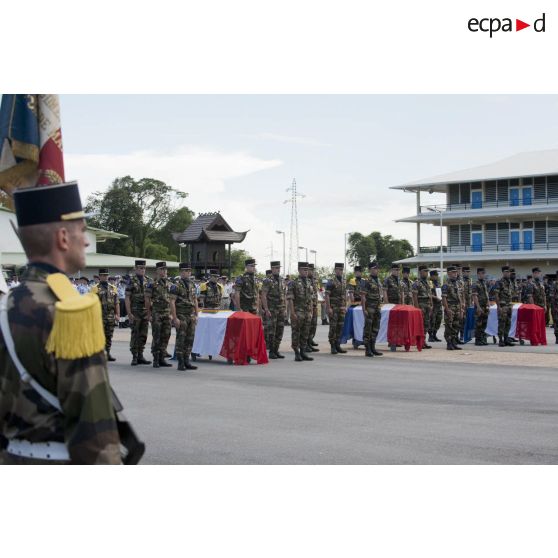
[173, 212, 248, 243]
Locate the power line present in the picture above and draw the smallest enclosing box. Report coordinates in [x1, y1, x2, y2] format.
[283, 178, 305, 274]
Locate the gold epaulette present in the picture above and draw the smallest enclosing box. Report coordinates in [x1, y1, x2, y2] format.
[45, 273, 106, 359]
[200, 282, 207, 292]
[349, 277, 356, 286]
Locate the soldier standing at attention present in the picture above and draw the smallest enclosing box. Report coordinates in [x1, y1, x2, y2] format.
[325, 263, 348, 355]
[549, 272, 558, 344]
[525, 267, 547, 311]
[360, 261, 383, 357]
[287, 262, 314, 362]
[472, 267, 490, 346]
[305, 263, 320, 353]
[442, 265, 463, 351]
[145, 261, 172, 368]
[412, 265, 433, 349]
[261, 261, 286, 360]
[383, 264, 402, 305]
[169, 262, 198, 371]
[347, 266, 364, 305]
[510, 268, 521, 303]
[493, 265, 515, 347]
[91, 268, 120, 362]
[200, 270, 222, 309]
[125, 260, 152, 366]
[428, 270, 443, 342]
[400, 266, 413, 306]
[234, 259, 259, 314]
[460, 266, 473, 343]
[0, 182, 121, 464]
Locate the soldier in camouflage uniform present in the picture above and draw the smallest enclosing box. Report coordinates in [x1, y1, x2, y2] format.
[125, 259, 151, 366]
[0, 182, 121, 464]
[360, 261, 383, 357]
[412, 265, 433, 349]
[200, 271, 222, 309]
[145, 261, 173, 368]
[234, 258, 259, 314]
[287, 262, 314, 361]
[305, 263, 320, 352]
[92, 268, 120, 362]
[493, 265, 515, 347]
[347, 266, 364, 305]
[472, 267, 490, 346]
[383, 264, 402, 304]
[400, 266, 413, 306]
[325, 262, 348, 355]
[549, 272, 558, 344]
[510, 268, 521, 303]
[525, 267, 547, 311]
[459, 266, 473, 342]
[442, 265, 463, 350]
[261, 269, 272, 346]
[169, 262, 198, 371]
[261, 261, 286, 359]
[428, 270, 443, 342]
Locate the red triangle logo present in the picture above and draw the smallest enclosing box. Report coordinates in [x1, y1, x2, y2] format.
[516, 19, 530, 31]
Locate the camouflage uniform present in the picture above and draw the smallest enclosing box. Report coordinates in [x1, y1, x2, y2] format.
[361, 276, 382, 345]
[325, 275, 346, 345]
[126, 274, 150, 358]
[201, 280, 222, 309]
[170, 277, 197, 360]
[261, 274, 286, 355]
[525, 278, 546, 309]
[493, 277, 514, 341]
[145, 277, 171, 359]
[472, 277, 490, 343]
[401, 277, 413, 305]
[442, 277, 462, 346]
[550, 279, 558, 341]
[348, 276, 364, 304]
[429, 277, 443, 337]
[287, 275, 314, 350]
[92, 281, 119, 354]
[235, 273, 258, 314]
[460, 275, 472, 339]
[383, 275, 401, 304]
[412, 276, 432, 339]
[0, 264, 121, 464]
[307, 274, 319, 347]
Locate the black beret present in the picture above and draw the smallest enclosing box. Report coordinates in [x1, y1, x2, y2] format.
[477, 267, 485, 273]
[527, 274, 533, 279]
[245, 259, 256, 265]
[308, 263, 315, 269]
[270, 261, 281, 267]
[402, 267, 411, 273]
[462, 266, 470, 272]
[179, 262, 191, 270]
[334, 262, 344, 269]
[501, 265, 510, 272]
[368, 261, 379, 269]
[532, 267, 541, 273]
[99, 268, 109, 275]
[390, 263, 400, 269]
[210, 269, 219, 275]
[509, 268, 516, 273]
[135, 260, 146, 266]
[156, 261, 167, 268]
[298, 261, 308, 268]
[454, 263, 462, 268]
[354, 266, 362, 272]
[13, 181, 94, 227]
[418, 265, 428, 271]
[447, 265, 456, 272]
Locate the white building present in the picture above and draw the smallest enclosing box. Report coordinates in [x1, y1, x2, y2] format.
[392, 149, 558, 277]
[0, 205, 179, 277]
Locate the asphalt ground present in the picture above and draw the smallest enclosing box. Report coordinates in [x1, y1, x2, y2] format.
[108, 323, 558, 464]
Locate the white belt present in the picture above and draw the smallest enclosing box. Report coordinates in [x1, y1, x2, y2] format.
[6, 439, 70, 461]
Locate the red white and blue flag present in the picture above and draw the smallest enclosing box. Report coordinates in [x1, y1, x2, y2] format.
[0, 94, 65, 194]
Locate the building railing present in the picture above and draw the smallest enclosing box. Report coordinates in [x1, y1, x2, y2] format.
[419, 242, 558, 254]
[420, 197, 558, 213]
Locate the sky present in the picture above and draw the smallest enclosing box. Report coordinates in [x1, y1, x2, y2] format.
[55, 95, 558, 271]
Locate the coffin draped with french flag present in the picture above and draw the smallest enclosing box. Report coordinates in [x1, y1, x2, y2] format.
[342, 304, 426, 351]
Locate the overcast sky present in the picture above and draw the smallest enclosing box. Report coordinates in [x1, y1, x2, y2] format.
[56, 95, 558, 271]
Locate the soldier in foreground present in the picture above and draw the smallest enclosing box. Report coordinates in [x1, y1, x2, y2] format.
[261, 261, 286, 360]
[361, 261, 383, 357]
[169, 262, 198, 371]
[91, 267, 120, 361]
[472, 267, 489, 346]
[0, 182, 122, 464]
[234, 258, 259, 314]
[145, 262, 173, 368]
[442, 265, 463, 351]
[125, 259, 151, 366]
[412, 265, 433, 349]
[325, 263, 347, 354]
[493, 265, 515, 347]
[428, 270, 443, 342]
[287, 262, 314, 362]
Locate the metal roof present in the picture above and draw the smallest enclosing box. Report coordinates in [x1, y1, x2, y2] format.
[174, 212, 247, 243]
[390, 149, 558, 192]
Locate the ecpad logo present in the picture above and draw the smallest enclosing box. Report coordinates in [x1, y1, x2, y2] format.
[468, 13, 546, 37]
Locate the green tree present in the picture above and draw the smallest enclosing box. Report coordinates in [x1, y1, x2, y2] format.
[347, 231, 414, 270]
[230, 249, 253, 277]
[152, 206, 195, 259]
[85, 176, 189, 257]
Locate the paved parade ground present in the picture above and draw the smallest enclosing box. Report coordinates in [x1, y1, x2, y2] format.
[108, 325, 558, 465]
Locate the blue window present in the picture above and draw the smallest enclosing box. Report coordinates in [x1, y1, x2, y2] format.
[471, 190, 483, 209]
[522, 187, 532, 206]
[471, 232, 483, 252]
[510, 188, 520, 207]
[523, 230, 533, 250]
[510, 230, 520, 251]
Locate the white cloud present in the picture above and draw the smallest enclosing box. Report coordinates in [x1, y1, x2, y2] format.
[254, 132, 331, 147]
[65, 145, 283, 201]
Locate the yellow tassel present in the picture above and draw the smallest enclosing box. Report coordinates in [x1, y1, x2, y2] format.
[45, 274, 106, 359]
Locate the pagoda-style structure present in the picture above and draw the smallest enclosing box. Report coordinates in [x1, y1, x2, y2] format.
[173, 212, 248, 277]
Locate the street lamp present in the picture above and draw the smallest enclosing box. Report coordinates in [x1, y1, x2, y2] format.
[309, 249, 317, 268]
[426, 206, 444, 283]
[298, 246, 308, 262]
[276, 230, 286, 271]
[179, 242, 187, 262]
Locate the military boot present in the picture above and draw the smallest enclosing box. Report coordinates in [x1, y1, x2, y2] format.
[335, 343, 347, 354]
[294, 349, 303, 362]
[498, 337, 506, 347]
[428, 333, 436, 343]
[446, 343, 454, 351]
[311, 339, 319, 347]
[330, 343, 338, 354]
[131, 354, 138, 366]
[153, 353, 160, 368]
[137, 353, 151, 365]
[452, 341, 462, 350]
[275, 348, 285, 358]
[300, 350, 314, 361]
[370, 341, 383, 356]
[177, 355, 186, 371]
[184, 357, 197, 370]
[365, 342, 374, 357]
[505, 337, 516, 346]
[159, 356, 172, 367]
[107, 351, 116, 362]
[309, 344, 320, 352]
[268, 350, 278, 359]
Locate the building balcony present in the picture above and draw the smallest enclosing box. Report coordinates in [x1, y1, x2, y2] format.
[419, 242, 558, 254]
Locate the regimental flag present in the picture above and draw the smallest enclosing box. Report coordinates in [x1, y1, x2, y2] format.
[0, 94, 65, 195]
